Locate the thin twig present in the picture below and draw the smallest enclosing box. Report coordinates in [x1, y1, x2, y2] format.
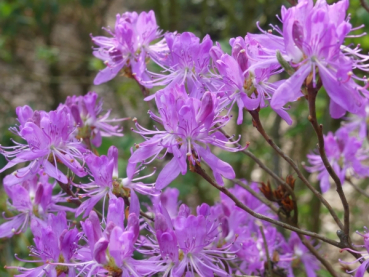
[286, 0, 297, 6]
[192, 163, 342, 248]
[217, 127, 293, 192]
[229, 261, 248, 276]
[233, 178, 338, 276]
[307, 83, 349, 240]
[247, 110, 344, 230]
[139, 210, 155, 222]
[222, 125, 296, 225]
[297, 233, 338, 277]
[122, 196, 155, 222]
[193, 164, 342, 275]
[346, 178, 369, 198]
[57, 180, 103, 219]
[360, 0, 369, 13]
[230, 178, 280, 215]
[259, 225, 274, 277]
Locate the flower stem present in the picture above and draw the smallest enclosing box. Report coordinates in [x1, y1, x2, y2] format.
[306, 83, 349, 240]
[193, 163, 339, 276]
[247, 110, 344, 230]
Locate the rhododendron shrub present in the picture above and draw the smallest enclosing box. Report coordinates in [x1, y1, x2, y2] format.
[2, 0, 369, 276]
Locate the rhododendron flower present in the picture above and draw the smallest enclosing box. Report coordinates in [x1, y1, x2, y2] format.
[0, 105, 87, 183]
[306, 127, 369, 193]
[143, 32, 213, 100]
[65, 92, 127, 147]
[209, 36, 292, 125]
[8, 212, 79, 277]
[252, 0, 369, 118]
[92, 11, 163, 85]
[149, 203, 234, 277]
[340, 226, 369, 276]
[75, 210, 158, 276]
[129, 86, 243, 188]
[0, 172, 73, 238]
[76, 146, 157, 218]
[285, 232, 320, 277]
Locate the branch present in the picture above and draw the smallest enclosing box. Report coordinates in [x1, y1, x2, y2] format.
[286, 0, 297, 6]
[122, 196, 155, 222]
[247, 110, 344, 231]
[297, 233, 338, 277]
[230, 178, 280, 215]
[193, 164, 342, 275]
[346, 178, 369, 198]
[307, 83, 349, 240]
[233, 178, 337, 275]
[259, 225, 274, 277]
[192, 163, 342, 248]
[57, 180, 103, 219]
[217, 127, 293, 193]
[360, 0, 369, 13]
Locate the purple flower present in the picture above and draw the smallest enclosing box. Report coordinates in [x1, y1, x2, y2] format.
[0, 172, 74, 238]
[343, 99, 369, 138]
[151, 203, 234, 277]
[65, 92, 127, 147]
[306, 127, 369, 193]
[75, 147, 119, 218]
[143, 32, 213, 100]
[285, 232, 320, 277]
[230, 35, 293, 124]
[264, 0, 369, 118]
[8, 212, 79, 277]
[151, 187, 180, 219]
[76, 210, 156, 276]
[218, 182, 275, 243]
[211, 53, 260, 124]
[76, 146, 156, 218]
[92, 11, 162, 85]
[237, 226, 292, 275]
[339, 226, 369, 276]
[0, 105, 87, 183]
[129, 86, 242, 189]
[209, 36, 292, 125]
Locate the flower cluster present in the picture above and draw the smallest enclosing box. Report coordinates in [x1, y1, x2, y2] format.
[4, 182, 320, 276]
[0, 92, 321, 276]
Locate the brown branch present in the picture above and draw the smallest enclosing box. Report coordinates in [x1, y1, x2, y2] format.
[122, 196, 155, 222]
[140, 210, 155, 222]
[247, 110, 344, 231]
[232, 178, 337, 275]
[297, 234, 339, 277]
[307, 83, 349, 240]
[57, 180, 103, 219]
[346, 178, 369, 198]
[192, 163, 342, 248]
[259, 225, 274, 277]
[230, 178, 280, 215]
[360, 0, 369, 13]
[193, 164, 342, 275]
[217, 127, 293, 194]
[286, 0, 297, 6]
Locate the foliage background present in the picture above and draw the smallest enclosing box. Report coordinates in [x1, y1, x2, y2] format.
[0, 0, 369, 275]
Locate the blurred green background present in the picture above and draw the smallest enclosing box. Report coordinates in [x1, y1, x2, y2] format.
[1, 0, 369, 276]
